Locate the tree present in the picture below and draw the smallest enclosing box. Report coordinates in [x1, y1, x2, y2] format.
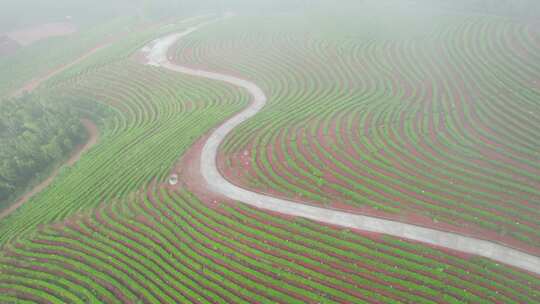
[0, 92, 92, 203]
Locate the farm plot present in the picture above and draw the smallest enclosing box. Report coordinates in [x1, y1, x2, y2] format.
[0, 17, 145, 97]
[0, 185, 538, 303]
[172, 13, 540, 250]
[0, 11, 538, 303]
[0, 59, 248, 245]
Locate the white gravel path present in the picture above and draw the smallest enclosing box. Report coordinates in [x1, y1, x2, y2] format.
[143, 19, 540, 275]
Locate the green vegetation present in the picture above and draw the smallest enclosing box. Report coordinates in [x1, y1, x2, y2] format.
[0, 187, 538, 303]
[0, 0, 208, 98]
[0, 15, 214, 213]
[174, 4, 540, 246]
[0, 94, 87, 209]
[45, 14, 216, 88]
[0, 16, 139, 97]
[0, 57, 249, 244]
[0, 2, 538, 302]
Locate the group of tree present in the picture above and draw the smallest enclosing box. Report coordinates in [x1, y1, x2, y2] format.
[0, 93, 87, 207]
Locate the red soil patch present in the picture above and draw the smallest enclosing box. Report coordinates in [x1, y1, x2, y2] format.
[223, 198, 534, 299]
[216, 109, 540, 256]
[198, 211, 405, 302]
[306, 110, 540, 254]
[6, 22, 77, 46]
[159, 38, 540, 281]
[172, 107, 530, 264]
[0, 119, 99, 221]
[171, 131, 231, 206]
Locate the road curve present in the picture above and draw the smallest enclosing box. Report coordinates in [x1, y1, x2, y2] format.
[143, 21, 540, 275]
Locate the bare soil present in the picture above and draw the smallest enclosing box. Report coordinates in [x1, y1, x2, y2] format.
[172, 132, 232, 207]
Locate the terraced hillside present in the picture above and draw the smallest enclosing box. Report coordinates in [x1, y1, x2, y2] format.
[172, 9, 540, 250]
[0, 59, 248, 245]
[1, 185, 539, 303]
[0, 9, 539, 304]
[0, 17, 143, 97]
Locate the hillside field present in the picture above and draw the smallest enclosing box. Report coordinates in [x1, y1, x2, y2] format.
[0, 1, 539, 303]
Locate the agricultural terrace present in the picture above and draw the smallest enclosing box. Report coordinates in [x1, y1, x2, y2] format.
[0, 185, 539, 303]
[0, 57, 249, 244]
[0, 8, 539, 304]
[1, 15, 216, 99]
[172, 8, 540, 250]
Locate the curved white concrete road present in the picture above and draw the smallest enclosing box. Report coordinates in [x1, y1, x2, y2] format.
[143, 20, 540, 275]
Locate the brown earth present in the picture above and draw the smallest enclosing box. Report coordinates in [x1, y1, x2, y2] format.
[171, 131, 231, 207]
[0, 119, 99, 221]
[171, 108, 503, 263]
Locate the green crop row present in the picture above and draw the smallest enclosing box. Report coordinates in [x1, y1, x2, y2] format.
[173, 12, 540, 246]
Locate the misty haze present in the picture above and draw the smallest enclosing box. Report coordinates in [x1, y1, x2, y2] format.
[0, 0, 539, 303]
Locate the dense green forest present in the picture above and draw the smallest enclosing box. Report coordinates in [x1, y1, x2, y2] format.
[0, 94, 87, 207]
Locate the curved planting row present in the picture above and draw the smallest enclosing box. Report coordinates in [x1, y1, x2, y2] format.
[172, 14, 540, 249]
[0, 59, 248, 245]
[0, 14, 538, 303]
[0, 185, 538, 303]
